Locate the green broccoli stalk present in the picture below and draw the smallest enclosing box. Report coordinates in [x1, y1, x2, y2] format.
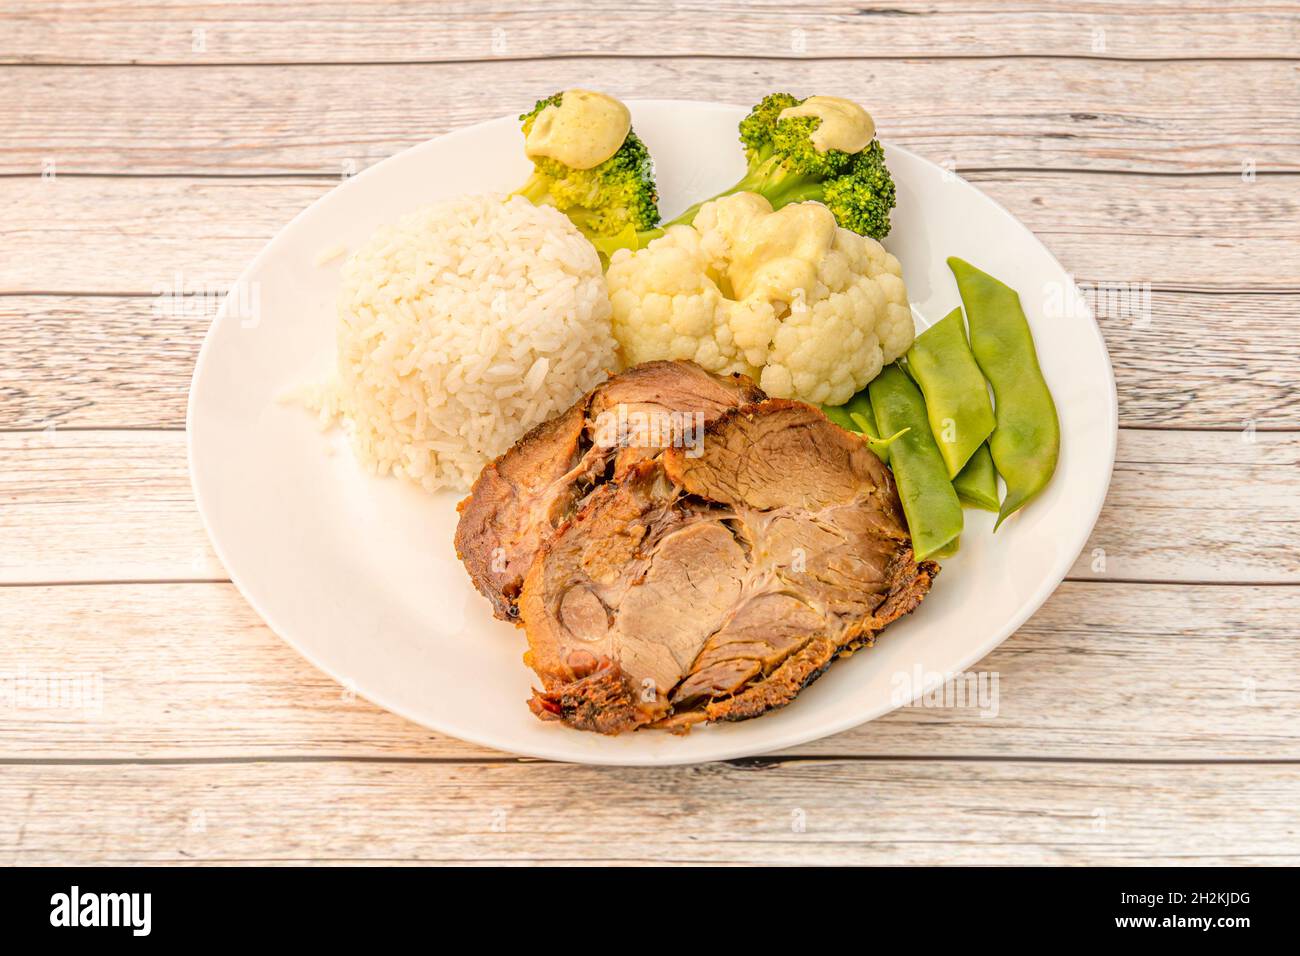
[654, 92, 897, 242]
[513, 93, 661, 244]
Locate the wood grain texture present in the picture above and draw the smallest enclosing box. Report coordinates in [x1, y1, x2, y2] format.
[3, 1, 1297, 867]
[1, 430, 1295, 586]
[3, 759, 1297, 865]
[0, 581, 1296, 761]
[0, 432, 223, 584]
[3, 1, 1298, 64]
[4, 58, 1297, 175]
[0, 296, 213, 430]
[5, 283, 1297, 430]
[3, 171, 1295, 296]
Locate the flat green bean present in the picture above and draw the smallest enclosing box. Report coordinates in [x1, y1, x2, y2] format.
[822, 390, 896, 462]
[820, 403, 856, 431]
[848, 412, 908, 461]
[843, 389, 878, 435]
[905, 307, 996, 478]
[928, 537, 962, 559]
[948, 257, 1060, 529]
[845, 389, 893, 462]
[952, 441, 999, 511]
[868, 364, 963, 560]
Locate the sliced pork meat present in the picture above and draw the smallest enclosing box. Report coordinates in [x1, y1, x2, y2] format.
[521, 462, 747, 731]
[455, 361, 765, 619]
[520, 398, 938, 734]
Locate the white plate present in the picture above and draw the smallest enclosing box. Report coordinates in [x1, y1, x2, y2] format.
[188, 100, 1117, 766]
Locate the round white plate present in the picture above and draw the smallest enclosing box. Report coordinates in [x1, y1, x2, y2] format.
[188, 100, 1117, 766]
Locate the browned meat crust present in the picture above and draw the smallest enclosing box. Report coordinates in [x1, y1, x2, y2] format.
[651, 548, 937, 734]
[514, 393, 941, 735]
[527, 656, 644, 735]
[455, 361, 764, 621]
[455, 404, 590, 620]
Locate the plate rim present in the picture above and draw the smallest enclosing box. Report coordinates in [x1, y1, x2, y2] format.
[187, 100, 1119, 766]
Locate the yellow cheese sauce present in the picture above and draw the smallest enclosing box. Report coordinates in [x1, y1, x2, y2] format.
[777, 96, 875, 154]
[729, 201, 838, 303]
[524, 90, 631, 170]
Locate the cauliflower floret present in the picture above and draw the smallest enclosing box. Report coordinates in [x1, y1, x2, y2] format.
[606, 192, 912, 405]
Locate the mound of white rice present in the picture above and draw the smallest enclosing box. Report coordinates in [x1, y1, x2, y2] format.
[316, 194, 617, 491]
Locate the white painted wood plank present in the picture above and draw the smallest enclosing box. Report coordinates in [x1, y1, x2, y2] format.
[3, 759, 1296, 864]
[3, 1, 1296, 63]
[0, 581, 1295, 761]
[4, 58, 1296, 174]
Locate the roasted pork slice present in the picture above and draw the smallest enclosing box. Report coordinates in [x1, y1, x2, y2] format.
[455, 361, 764, 620]
[521, 398, 938, 734]
[521, 462, 747, 732]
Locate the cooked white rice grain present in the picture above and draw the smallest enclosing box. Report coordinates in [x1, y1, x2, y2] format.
[318, 194, 616, 491]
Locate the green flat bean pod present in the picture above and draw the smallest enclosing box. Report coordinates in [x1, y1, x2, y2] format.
[820, 403, 856, 432]
[848, 413, 908, 461]
[927, 537, 962, 559]
[821, 390, 896, 463]
[948, 257, 1060, 530]
[952, 441, 1000, 511]
[905, 307, 996, 478]
[846, 388, 899, 463]
[868, 364, 963, 560]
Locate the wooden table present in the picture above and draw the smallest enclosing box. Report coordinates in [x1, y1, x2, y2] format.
[2, 1, 1297, 866]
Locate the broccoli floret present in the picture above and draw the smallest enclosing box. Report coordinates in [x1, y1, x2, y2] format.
[737, 92, 800, 163]
[520, 93, 564, 133]
[818, 142, 896, 239]
[513, 92, 661, 242]
[737, 138, 895, 240]
[769, 114, 856, 179]
[661, 93, 897, 240]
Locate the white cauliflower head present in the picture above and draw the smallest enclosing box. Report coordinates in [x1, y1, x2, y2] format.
[605, 193, 913, 405]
